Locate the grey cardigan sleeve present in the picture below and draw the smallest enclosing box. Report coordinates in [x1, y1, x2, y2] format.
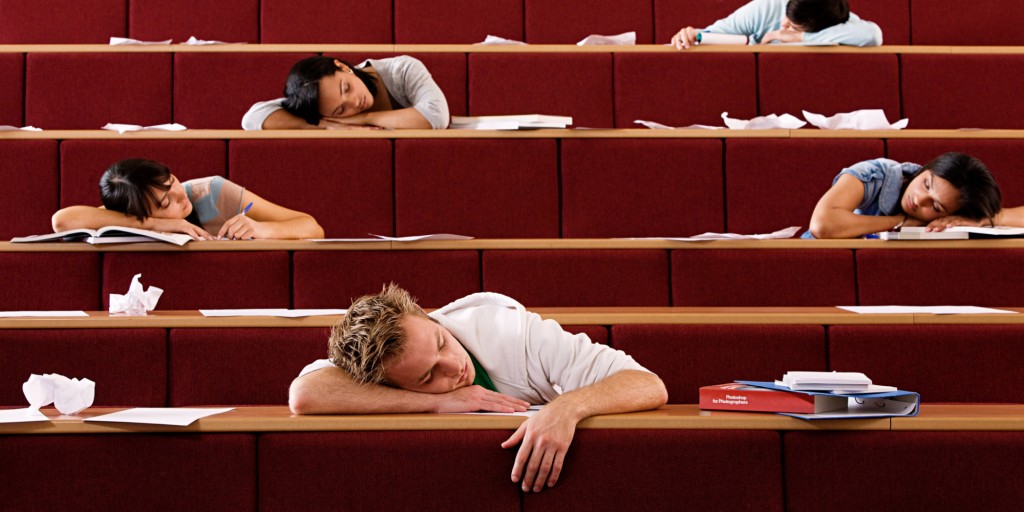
[371, 56, 451, 129]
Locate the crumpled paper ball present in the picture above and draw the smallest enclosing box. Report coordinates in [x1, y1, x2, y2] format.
[22, 373, 95, 415]
[109, 273, 163, 316]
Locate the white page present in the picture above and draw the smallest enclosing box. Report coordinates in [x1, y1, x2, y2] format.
[307, 238, 389, 243]
[786, 397, 917, 419]
[623, 226, 800, 241]
[0, 311, 88, 317]
[459, 405, 543, 417]
[838, 306, 1016, 315]
[85, 407, 234, 426]
[200, 309, 346, 318]
[371, 233, 474, 241]
[0, 408, 49, 424]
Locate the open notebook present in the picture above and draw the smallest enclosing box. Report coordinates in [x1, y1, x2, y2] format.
[880, 226, 1024, 240]
[11, 226, 193, 246]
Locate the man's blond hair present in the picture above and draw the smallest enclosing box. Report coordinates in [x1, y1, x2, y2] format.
[328, 283, 428, 385]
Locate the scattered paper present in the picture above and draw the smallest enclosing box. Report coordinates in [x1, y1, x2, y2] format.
[0, 311, 88, 317]
[372, 233, 474, 242]
[0, 408, 49, 424]
[200, 309, 346, 318]
[577, 31, 635, 46]
[102, 123, 187, 134]
[476, 35, 527, 46]
[307, 238, 391, 243]
[838, 306, 1017, 315]
[722, 112, 806, 130]
[23, 373, 95, 415]
[85, 407, 234, 426]
[460, 405, 543, 417]
[109, 273, 163, 316]
[625, 226, 801, 242]
[109, 37, 172, 45]
[803, 109, 908, 130]
[182, 36, 241, 45]
[634, 119, 724, 130]
[0, 125, 42, 131]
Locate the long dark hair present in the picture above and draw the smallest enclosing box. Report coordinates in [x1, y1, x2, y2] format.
[99, 158, 172, 221]
[281, 56, 378, 125]
[900, 152, 1002, 222]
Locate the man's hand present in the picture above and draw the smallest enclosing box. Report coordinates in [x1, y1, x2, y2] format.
[760, 28, 804, 44]
[501, 403, 579, 492]
[432, 385, 530, 414]
[671, 26, 699, 49]
[925, 215, 989, 231]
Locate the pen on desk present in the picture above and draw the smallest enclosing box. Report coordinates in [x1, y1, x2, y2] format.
[241, 202, 254, 216]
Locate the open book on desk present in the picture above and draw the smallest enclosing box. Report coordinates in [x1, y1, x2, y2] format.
[11, 226, 193, 246]
[451, 115, 573, 130]
[880, 226, 1024, 240]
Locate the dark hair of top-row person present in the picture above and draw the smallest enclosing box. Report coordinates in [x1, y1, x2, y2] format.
[904, 152, 1002, 223]
[99, 158, 171, 221]
[786, 0, 850, 33]
[281, 56, 379, 126]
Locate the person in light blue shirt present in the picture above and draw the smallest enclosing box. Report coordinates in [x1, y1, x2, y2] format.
[672, 0, 882, 49]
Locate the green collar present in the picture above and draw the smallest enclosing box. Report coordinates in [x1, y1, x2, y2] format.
[468, 352, 497, 392]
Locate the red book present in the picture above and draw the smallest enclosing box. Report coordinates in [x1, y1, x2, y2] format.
[699, 383, 846, 414]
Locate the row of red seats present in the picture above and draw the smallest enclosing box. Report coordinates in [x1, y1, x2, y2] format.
[5, 137, 1024, 240]
[1, 323, 1020, 407]
[0, 0, 1014, 45]
[3, 51, 1024, 129]
[5, 247, 1024, 310]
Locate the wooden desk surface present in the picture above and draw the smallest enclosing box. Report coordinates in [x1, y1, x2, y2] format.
[2, 404, 1020, 435]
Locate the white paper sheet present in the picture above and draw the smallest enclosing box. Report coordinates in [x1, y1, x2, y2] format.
[633, 120, 723, 130]
[624, 226, 801, 241]
[722, 112, 806, 130]
[85, 407, 234, 426]
[372, 233, 474, 241]
[803, 109, 908, 130]
[109, 37, 172, 45]
[838, 305, 1017, 315]
[23, 373, 95, 415]
[109, 273, 163, 316]
[0, 407, 50, 424]
[0, 311, 88, 317]
[577, 31, 636, 46]
[307, 238, 391, 243]
[0, 125, 42, 131]
[475, 35, 528, 46]
[102, 123, 187, 134]
[182, 36, 242, 45]
[199, 309, 346, 318]
[459, 405, 543, 417]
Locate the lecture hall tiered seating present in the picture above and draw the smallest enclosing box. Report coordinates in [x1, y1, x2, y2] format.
[3, 1, 1024, 510]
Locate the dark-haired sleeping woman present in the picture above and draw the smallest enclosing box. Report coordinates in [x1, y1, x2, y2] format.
[242, 55, 449, 130]
[51, 159, 324, 240]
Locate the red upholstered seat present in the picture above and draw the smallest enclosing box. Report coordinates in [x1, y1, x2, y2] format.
[0, 434, 255, 511]
[614, 53, 756, 128]
[395, 139, 559, 238]
[612, 324, 826, 403]
[886, 139, 1024, 207]
[229, 139, 393, 238]
[911, 0, 1024, 45]
[169, 328, 327, 406]
[260, 431, 520, 511]
[758, 54, 899, 120]
[261, 0, 392, 43]
[174, 52, 314, 129]
[523, 430, 783, 512]
[672, 249, 856, 306]
[785, 432, 1024, 511]
[0, 0, 125, 43]
[0, 253, 100, 310]
[725, 139, 883, 234]
[395, 0, 523, 43]
[524, 0, 654, 44]
[561, 139, 724, 237]
[830, 325, 1024, 403]
[849, 0, 910, 45]
[292, 251, 481, 309]
[483, 250, 670, 306]
[128, 0, 259, 43]
[856, 249, 1024, 306]
[0, 53, 23, 126]
[902, 55, 1024, 129]
[0, 329, 166, 407]
[469, 53, 614, 128]
[59, 140, 227, 208]
[26, 53, 171, 129]
[103, 252, 291, 310]
[0, 140, 57, 240]
[653, 0, 748, 44]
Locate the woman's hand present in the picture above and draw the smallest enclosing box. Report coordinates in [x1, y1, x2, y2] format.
[761, 28, 804, 44]
[318, 115, 383, 130]
[217, 214, 264, 240]
[672, 27, 699, 49]
[146, 218, 213, 240]
[925, 215, 990, 232]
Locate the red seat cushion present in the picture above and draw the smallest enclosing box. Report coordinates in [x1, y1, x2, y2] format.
[653, 0, 748, 44]
[759, 54, 899, 120]
[174, 52, 314, 129]
[902, 55, 1024, 129]
[672, 249, 856, 306]
[0, 140, 57, 239]
[0, 253, 100, 310]
[613, 324, 826, 403]
[0, 53, 23, 126]
[169, 328, 327, 406]
[395, 139, 559, 237]
[849, 0, 910, 45]
[229, 139, 393, 238]
[26, 53, 171, 129]
[484, 250, 670, 306]
[614, 52, 756, 128]
[469, 53, 614, 128]
[525, 0, 654, 44]
[886, 139, 1024, 207]
[261, 0, 392, 43]
[128, 0, 259, 43]
[59, 140, 226, 208]
[0, 329, 166, 407]
[395, 0, 523, 43]
[856, 249, 1024, 306]
[725, 139, 884, 234]
[103, 252, 290, 310]
[911, 0, 1024, 45]
[293, 251, 481, 309]
[561, 139, 724, 237]
[0, 0, 126, 43]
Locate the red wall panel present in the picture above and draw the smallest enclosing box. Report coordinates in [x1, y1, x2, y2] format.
[129, 0, 258, 43]
[0, 140, 57, 239]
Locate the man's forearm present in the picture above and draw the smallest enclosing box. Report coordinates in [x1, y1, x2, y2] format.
[289, 366, 439, 415]
[549, 370, 668, 422]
